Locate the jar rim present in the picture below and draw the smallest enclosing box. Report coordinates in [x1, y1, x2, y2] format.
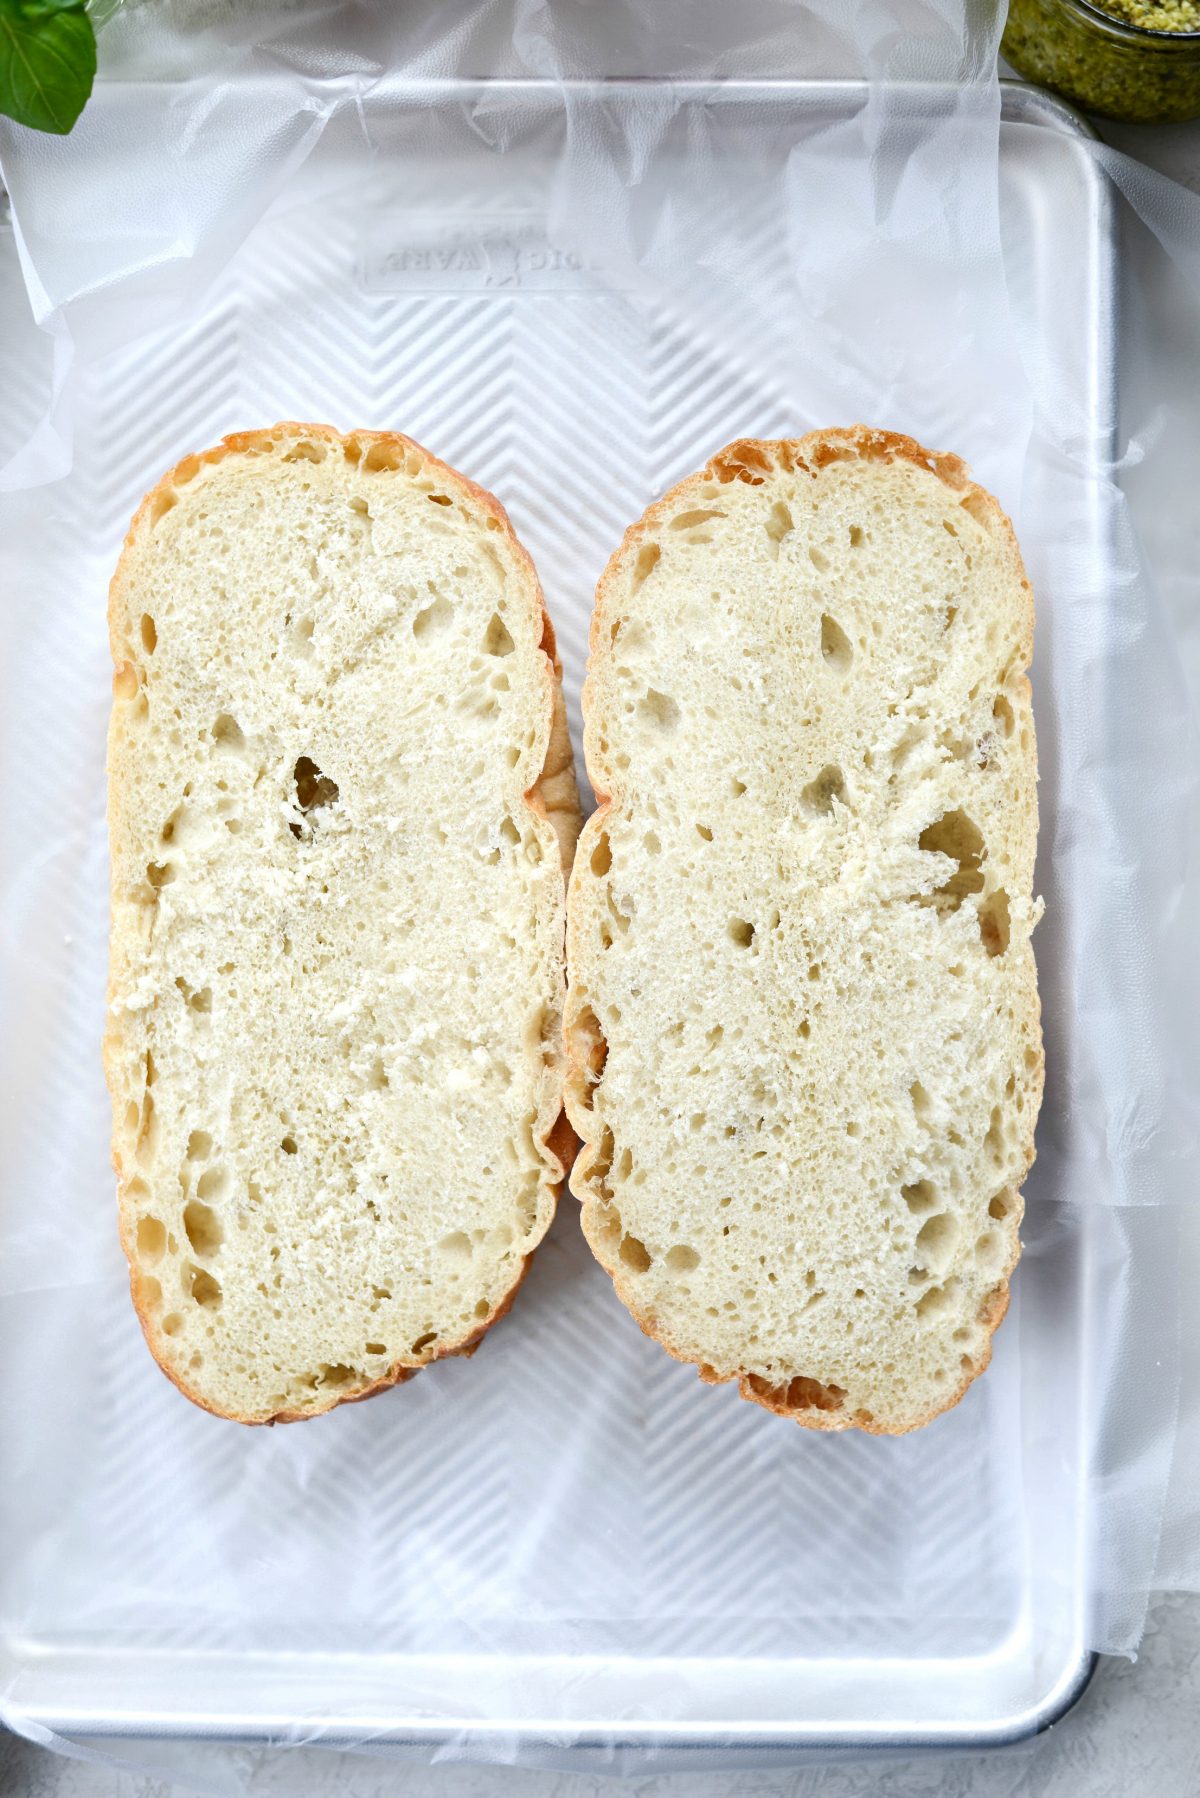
[1068, 0, 1200, 41]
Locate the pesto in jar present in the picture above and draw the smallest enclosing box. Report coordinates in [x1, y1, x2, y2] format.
[1003, 0, 1200, 122]
[1093, 1, 1199, 24]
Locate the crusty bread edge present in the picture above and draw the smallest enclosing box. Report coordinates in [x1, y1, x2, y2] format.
[564, 425, 1043, 1436]
[105, 422, 581, 1425]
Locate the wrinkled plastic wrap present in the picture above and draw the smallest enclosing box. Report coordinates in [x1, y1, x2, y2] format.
[1, 0, 1198, 1779]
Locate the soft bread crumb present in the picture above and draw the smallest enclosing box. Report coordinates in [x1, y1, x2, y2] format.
[105, 424, 580, 1424]
[565, 428, 1043, 1435]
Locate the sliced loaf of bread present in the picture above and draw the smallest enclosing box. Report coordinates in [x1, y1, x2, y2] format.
[106, 424, 580, 1422]
[565, 428, 1042, 1434]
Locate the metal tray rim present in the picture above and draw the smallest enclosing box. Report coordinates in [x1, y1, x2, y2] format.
[0, 72, 1111, 1763]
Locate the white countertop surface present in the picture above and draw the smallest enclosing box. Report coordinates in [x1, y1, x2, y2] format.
[2, 89, 1197, 1798]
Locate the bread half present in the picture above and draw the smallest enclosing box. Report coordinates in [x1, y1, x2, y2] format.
[106, 424, 580, 1423]
[565, 428, 1042, 1434]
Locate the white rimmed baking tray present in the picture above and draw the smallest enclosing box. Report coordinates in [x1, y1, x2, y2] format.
[0, 78, 1110, 1764]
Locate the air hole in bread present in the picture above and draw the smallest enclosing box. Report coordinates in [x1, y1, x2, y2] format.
[918, 810, 985, 909]
[136, 1272, 163, 1314]
[632, 543, 661, 590]
[317, 1362, 355, 1388]
[728, 917, 756, 949]
[592, 1199, 622, 1253]
[984, 1106, 1005, 1166]
[135, 1092, 157, 1165]
[979, 888, 1011, 957]
[849, 524, 865, 547]
[590, 833, 612, 877]
[695, 822, 713, 842]
[412, 1331, 438, 1352]
[412, 593, 454, 640]
[819, 613, 853, 674]
[183, 1200, 223, 1258]
[483, 612, 515, 657]
[161, 1312, 184, 1336]
[764, 500, 793, 550]
[283, 440, 326, 464]
[902, 1179, 936, 1214]
[499, 814, 520, 848]
[281, 1135, 298, 1156]
[113, 662, 141, 700]
[149, 488, 178, 527]
[672, 508, 726, 533]
[427, 492, 453, 507]
[439, 1231, 473, 1262]
[915, 1211, 958, 1273]
[184, 1130, 212, 1162]
[639, 688, 680, 731]
[136, 1215, 167, 1265]
[809, 544, 831, 573]
[212, 713, 244, 749]
[146, 861, 175, 890]
[665, 1244, 700, 1275]
[175, 977, 212, 1013]
[800, 764, 846, 817]
[619, 1234, 652, 1272]
[590, 1125, 615, 1198]
[365, 1342, 387, 1357]
[140, 615, 158, 655]
[293, 756, 339, 827]
[974, 1231, 1005, 1276]
[362, 441, 405, 473]
[915, 1281, 954, 1322]
[195, 1166, 227, 1202]
[186, 1265, 222, 1309]
[988, 1189, 1015, 1221]
[574, 1004, 608, 1107]
[748, 1372, 847, 1413]
[291, 614, 315, 657]
[711, 445, 770, 485]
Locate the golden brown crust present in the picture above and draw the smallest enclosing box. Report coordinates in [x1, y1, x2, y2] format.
[566, 425, 1041, 1436]
[106, 422, 582, 1425]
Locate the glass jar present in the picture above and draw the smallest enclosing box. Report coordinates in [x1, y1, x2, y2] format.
[1002, 0, 1200, 122]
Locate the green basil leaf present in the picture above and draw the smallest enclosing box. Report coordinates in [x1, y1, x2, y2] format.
[0, 0, 96, 134]
[18, 1, 91, 17]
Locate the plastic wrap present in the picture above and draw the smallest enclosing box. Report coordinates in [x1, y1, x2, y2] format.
[0, 0, 1198, 1778]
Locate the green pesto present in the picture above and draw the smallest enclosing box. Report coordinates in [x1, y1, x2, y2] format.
[1003, 0, 1200, 121]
